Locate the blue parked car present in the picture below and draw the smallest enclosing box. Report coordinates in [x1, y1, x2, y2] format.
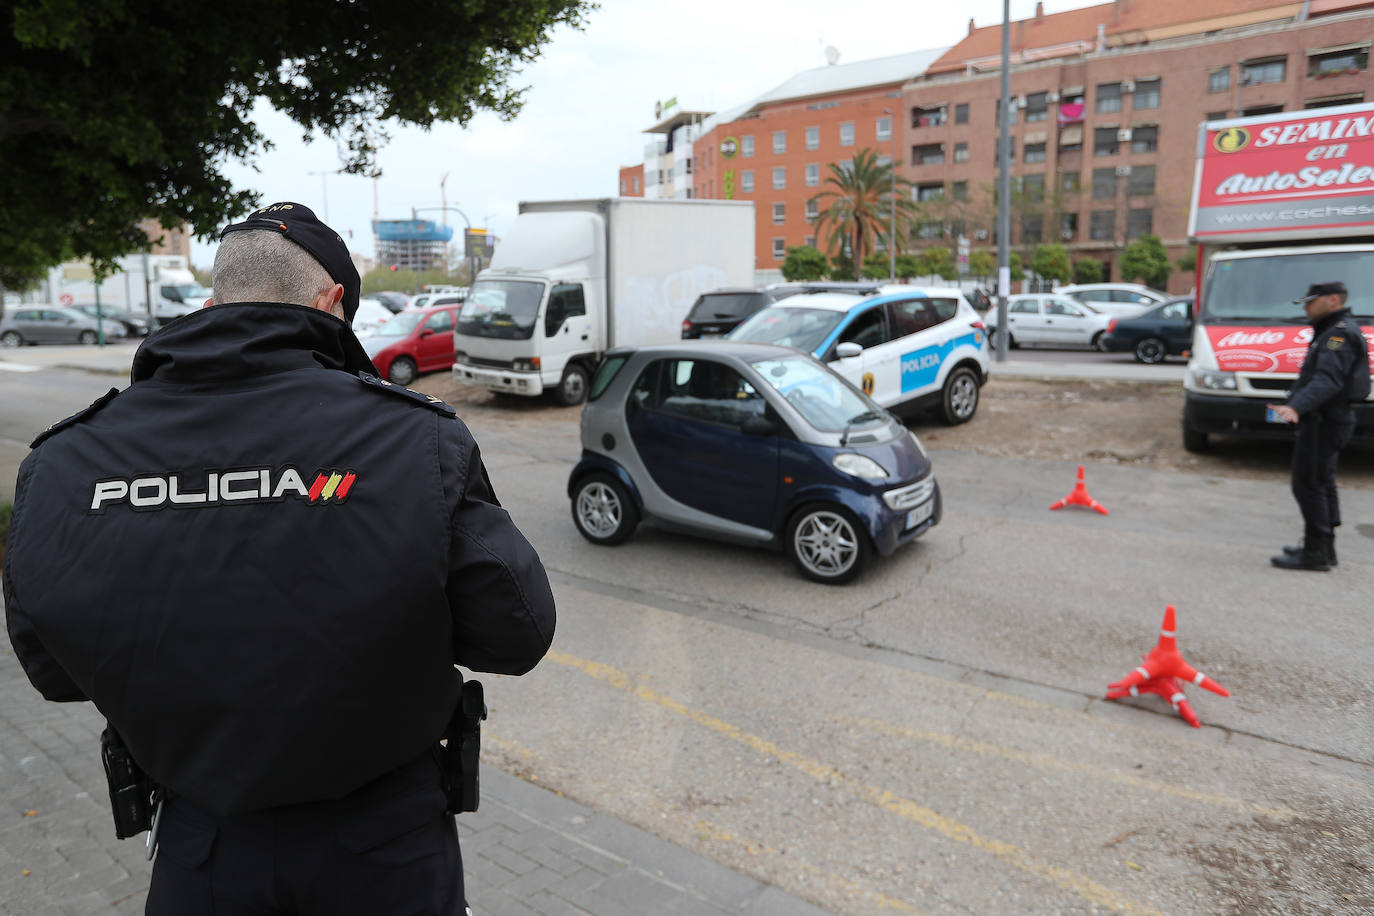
[567, 342, 940, 584]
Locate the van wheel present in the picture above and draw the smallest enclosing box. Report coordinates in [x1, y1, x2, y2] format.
[1182, 422, 1209, 453]
[388, 356, 417, 386]
[571, 473, 638, 545]
[940, 366, 979, 425]
[554, 363, 589, 407]
[786, 505, 870, 584]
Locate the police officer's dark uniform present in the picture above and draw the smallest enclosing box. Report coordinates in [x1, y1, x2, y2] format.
[1271, 280, 1371, 571]
[3, 203, 556, 914]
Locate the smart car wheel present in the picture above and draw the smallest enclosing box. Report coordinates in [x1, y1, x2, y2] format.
[786, 505, 870, 584]
[553, 363, 589, 407]
[79, 330, 98, 345]
[1134, 337, 1167, 365]
[0, 331, 21, 348]
[940, 366, 979, 425]
[571, 473, 639, 545]
[388, 356, 417, 386]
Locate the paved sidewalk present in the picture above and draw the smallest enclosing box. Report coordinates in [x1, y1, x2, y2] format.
[0, 342, 137, 377]
[989, 356, 1186, 383]
[0, 622, 830, 916]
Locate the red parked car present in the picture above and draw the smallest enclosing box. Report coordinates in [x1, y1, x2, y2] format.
[359, 303, 459, 385]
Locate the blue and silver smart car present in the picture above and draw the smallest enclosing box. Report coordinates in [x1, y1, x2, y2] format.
[567, 342, 940, 584]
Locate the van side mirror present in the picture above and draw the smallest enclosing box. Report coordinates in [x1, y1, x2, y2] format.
[835, 342, 862, 359]
[741, 415, 777, 436]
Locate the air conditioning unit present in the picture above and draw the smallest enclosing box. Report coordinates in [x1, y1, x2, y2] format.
[1121, 80, 1136, 92]
[1115, 165, 1133, 176]
[974, 229, 990, 240]
[1016, 95, 1028, 108]
[1060, 230, 1075, 240]
[1047, 92, 1060, 103]
[1117, 128, 1133, 142]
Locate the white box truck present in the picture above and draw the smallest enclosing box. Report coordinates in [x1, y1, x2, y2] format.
[46, 255, 209, 326]
[452, 198, 755, 405]
[1183, 103, 1374, 451]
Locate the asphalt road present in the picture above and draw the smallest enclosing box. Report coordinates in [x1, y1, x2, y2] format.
[0, 365, 124, 501]
[2, 356, 1371, 914]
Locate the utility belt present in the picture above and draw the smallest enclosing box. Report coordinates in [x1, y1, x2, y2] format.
[100, 725, 162, 859]
[438, 679, 487, 814]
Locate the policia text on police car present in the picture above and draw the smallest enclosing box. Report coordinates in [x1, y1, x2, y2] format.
[3, 202, 556, 916]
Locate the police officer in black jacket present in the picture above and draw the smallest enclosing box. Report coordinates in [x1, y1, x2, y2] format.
[1268, 280, 1371, 571]
[3, 202, 556, 914]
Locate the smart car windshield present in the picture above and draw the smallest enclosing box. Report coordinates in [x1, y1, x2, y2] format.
[729, 307, 845, 353]
[752, 356, 884, 433]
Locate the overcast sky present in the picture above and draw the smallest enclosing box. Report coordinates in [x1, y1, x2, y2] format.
[189, 0, 1104, 269]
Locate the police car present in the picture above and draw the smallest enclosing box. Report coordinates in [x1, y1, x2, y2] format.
[726, 288, 990, 424]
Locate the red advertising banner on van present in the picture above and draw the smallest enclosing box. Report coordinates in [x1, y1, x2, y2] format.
[1190, 104, 1374, 240]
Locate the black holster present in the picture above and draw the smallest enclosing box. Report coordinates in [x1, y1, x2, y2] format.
[100, 725, 157, 839]
[439, 680, 487, 814]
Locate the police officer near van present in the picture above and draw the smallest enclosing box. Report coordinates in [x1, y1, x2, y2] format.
[1268, 280, 1371, 571]
[4, 202, 556, 914]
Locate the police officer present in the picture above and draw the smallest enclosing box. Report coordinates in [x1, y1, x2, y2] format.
[4, 202, 556, 914]
[1268, 280, 1371, 571]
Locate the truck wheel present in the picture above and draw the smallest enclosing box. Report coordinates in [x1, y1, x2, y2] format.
[571, 473, 638, 545]
[388, 356, 417, 386]
[939, 366, 979, 425]
[554, 363, 589, 407]
[1134, 337, 1167, 364]
[79, 330, 98, 345]
[1, 330, 22, 348]
[786, 504, 870, 584]
[1182, 421, 1209, 453]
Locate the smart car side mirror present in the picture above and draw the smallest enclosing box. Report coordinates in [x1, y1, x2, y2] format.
[835, 342, 862, 359]
[741, 415, 776, 436]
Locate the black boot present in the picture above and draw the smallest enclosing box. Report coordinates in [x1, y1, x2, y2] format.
[1282, 536, 1338, 566]
[1272, 534, 1332, 571]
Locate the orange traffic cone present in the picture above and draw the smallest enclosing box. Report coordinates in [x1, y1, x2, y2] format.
[1108, 605, 1229, 727]
[1049, 464, 1108, 515]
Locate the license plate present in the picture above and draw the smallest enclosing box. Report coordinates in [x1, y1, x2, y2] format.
[906, 499, 934, 529]
[1265, 406, 1284, 424]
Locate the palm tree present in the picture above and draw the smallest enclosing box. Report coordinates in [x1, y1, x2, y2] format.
[809, 148, 915, 280]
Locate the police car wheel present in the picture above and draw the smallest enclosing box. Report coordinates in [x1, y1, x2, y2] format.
[388, 356, 417, 386]
[1134, 337, 1166, 364]
[786, 505, 869, 584]
[940, 366, 979, 425]
[571, 473, 638, 545]
[0, 331, 21, 348]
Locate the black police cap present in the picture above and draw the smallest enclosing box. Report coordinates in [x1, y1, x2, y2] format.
[220, 202, 361, 321]
[1293, 281, 1348, 304]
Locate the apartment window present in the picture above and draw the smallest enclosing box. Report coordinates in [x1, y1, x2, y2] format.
[1092, 168, 1117, 199]
[1059, 213, 1078, 241]
[1025, 92, 1049, 122]
[742, 135, 755, 158]
[1209, 68, 1230, 93]
[1306, 93, 1365, 109]
[1131, 125, 1158, 154]
[840, 122, 855, 146]
[1133, 79, 1161, 109]
[954, 142, 969, 163]
[1243, 104, 1285, 116]
[741, 170, 754, 192]
[805, 235, 817, 248]
[955, 102, 969, 124]
[911, 104, 946, 127]
[773, 202, 786, 225]
[1091, 209, 1116, 240]
[1242, 57, 1286, 85]
[1127, 165, 1155, 196]
[952, 180, 968, 201]
[805, 199, 818, 222]
[1021, 214, 1044, 245]
[773, 130, 786, 154]
[620, 179, 626, 194]
[1024, 142, 1047, 163]
[913, 143, 945, 165]
[1094, 127, 1119, 156]
[995, 138, 1016, 163]
[1126, 208, 1153, 238]
[1206, 110, 1228, 121]
[773, 166, 786, 190]
[1308, 46, 1368, 77]
[876, 117, 892, 142]
[996, 98, 1019, 125]
[772, 238, 785, 260]
[1060, 171, 1081, 193]
[1022, 174, 1046, 202]
[805, 126, 820, 150]
[1096, 82, 1122, 113]
[1059, 123, 1084, 151]
[805, 163, 819, 187]
[915, 182, 944, 202]
[633, 177, 640, 194]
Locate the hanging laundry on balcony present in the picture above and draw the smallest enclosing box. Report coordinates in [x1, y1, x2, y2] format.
[1058, 102, 1085, 124]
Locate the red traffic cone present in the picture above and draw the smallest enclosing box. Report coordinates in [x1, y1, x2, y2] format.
[1049, 464, 1108, 515]
[1108, 605, 1229, 727]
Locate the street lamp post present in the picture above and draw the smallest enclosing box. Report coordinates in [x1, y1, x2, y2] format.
[994, 0, 1012, 363]
[883, 108, 897, 282]
[307, 170, 339, 223]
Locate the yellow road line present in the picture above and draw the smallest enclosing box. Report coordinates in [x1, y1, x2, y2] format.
[547, 650, 1163, 916]
[836, 714, 1298, 820]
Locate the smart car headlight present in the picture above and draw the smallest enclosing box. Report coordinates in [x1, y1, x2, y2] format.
[833, 453, 888, 479]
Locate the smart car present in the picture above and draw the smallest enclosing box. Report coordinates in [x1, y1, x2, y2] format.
[567, 342, 940, 584]
[727, 288, 989, 424]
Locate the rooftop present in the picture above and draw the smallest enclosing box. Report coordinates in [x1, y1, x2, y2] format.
[748, 47, 949, 110]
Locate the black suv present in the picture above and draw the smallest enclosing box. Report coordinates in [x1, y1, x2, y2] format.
[681, 282, 887, 339]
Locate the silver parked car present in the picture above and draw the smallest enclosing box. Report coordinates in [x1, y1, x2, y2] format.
[0, 305, 128, 347]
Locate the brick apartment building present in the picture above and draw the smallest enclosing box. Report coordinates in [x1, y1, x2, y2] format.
[618, 0, 1374, 291]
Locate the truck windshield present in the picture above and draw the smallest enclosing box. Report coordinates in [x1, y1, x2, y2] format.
[728, 307, 845, 354]
[165, 284, 210, 303]
[1203, 251, 1374, 322]
[457, 280, 543, 340]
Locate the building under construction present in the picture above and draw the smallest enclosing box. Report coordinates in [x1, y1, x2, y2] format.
[372, 219, 454, 271]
